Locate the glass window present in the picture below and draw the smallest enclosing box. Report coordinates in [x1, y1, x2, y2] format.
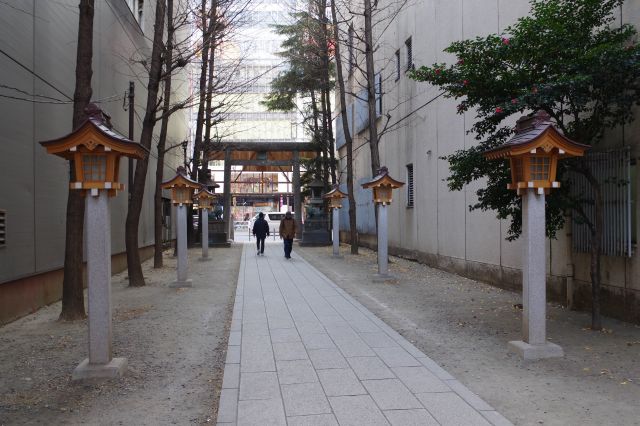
[529, 156, 550, 181]
[82, 154, 107, 182]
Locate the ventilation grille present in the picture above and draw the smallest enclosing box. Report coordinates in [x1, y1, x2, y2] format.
[405, 37, 413, 71]
[569, 147, 633, 257]
[0, 210, 5, 247]
[407, 164, 414, 207]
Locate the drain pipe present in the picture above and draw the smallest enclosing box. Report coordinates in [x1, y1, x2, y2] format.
[565, 214, 575, 310]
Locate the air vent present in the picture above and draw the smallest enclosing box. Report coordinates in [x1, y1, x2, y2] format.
[0, 210, 6, 247]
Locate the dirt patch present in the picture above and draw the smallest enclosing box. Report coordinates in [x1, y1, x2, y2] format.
[0, 245, 241, 425]
[298, 245, 640, 426]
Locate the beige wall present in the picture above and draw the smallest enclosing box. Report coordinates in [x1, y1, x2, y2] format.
[0, 0, 187, 284]
[337, 0, 640, 321]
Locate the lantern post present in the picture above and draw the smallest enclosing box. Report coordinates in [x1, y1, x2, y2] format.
[162, 167, 201, 287]
[323, 186, 348, 257]
[484, 111, 588, 360]
[361, 167, 404, 278]
[194, 186, 216, 261]
[40, 104, 147, 379]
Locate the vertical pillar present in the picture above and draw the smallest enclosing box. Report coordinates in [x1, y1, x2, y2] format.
[72, 191, 127, 380]
[172, 204, 192, 287]
[508, 190, 563, 359]
[293, 151, 302, 239]
[377, 204, 388, 276]
[223, 149, 232, 239]
[332, 208, 340, 257]
[201, 208, 209, 260]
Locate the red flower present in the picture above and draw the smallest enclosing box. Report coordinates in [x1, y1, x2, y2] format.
[435, 68, 442, 75]
[511, 98, 518, 104]
[502, 37, 510, 45]
[457, 59, 464, 65]
[463, 80, 469, 86]
[495, 107, 503, 114]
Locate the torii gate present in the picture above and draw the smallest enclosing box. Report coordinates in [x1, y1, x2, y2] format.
[208, 141, 316, 239]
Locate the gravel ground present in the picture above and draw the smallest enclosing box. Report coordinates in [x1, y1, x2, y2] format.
[0, 245, 241, 426]
[297, 244, 640, 426]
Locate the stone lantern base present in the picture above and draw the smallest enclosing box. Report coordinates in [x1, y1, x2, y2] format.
[508, 340, 564, 361]
[72, 357, 128, 380]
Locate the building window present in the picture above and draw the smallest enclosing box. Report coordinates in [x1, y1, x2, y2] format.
[406, 164, 414, 208]
[348, 25, 354, 75]
[126, 0, 144, 28]
[0, 209, 5, 247]
[395, 50, 401, 81]
[405, 37, 413, 71]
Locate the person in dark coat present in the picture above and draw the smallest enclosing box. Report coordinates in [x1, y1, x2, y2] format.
[252, 212, 270, 255]
[278, 211, 297, 259]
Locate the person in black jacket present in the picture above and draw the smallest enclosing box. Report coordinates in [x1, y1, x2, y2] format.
[252, 212, 270, 255]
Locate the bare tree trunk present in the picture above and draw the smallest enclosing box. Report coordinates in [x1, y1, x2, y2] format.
[126, 0, 166, 287]
[320, 88, 330, 188]
[59, 0, 95, 320]
[201, 0, 217, 185]
[363, 0, 380, 176]
[584, 170, 603, 330]
[330, 0, 358, 254]
[318, 0, 336, 185]
[310, 90, 323, 180]
[190, 0, 212, 182]
[154, 0, 175, 269]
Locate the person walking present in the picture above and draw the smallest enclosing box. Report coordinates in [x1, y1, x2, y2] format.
[252, 212, 270, 256]
[279, 211, 297, 259]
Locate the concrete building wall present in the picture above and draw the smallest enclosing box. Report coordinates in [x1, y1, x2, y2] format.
[0, 0, 187, 288]
[337, 0, 640, 322]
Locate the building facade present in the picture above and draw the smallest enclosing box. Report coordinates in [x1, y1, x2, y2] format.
[0, 0, 189, 324]
[336, 0, 640, 323]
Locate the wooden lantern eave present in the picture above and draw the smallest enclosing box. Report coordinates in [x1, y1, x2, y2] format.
[361, 170, 405, 205]
[40, 117, 147, 197]
[484, 125, 588, 196]
[323, 187, 348, 209]
[194, 188, 216, 209]
[161, 173, 201, 205]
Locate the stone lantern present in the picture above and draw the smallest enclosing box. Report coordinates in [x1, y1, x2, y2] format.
[323, 186, 348, 257]
[484, 110, 588, 360]
[301, 180, 331, 246]
[362, 167, 404, 278]
[40, 104, 147, 380]
[194, 186, 216, 260]
[162, 167, 201, 287]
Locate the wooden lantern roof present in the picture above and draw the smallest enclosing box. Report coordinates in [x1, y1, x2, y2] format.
[361, 166, 405, 190]
[323, 186, 348, 200]
[161, 167, 201, 190]
[40, 104, 147, 161]
[194, 187, 216, 200]
[483, 111, 588, 161]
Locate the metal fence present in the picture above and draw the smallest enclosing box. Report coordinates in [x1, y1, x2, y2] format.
[569, 147, 633, 257]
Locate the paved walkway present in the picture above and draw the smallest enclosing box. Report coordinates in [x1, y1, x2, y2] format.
[217, 244, 512, 426]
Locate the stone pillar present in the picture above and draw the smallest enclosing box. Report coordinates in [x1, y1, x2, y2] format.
[72, 191, 127, 380]
[223, 149, 232, 239]
[377, 204, 388, 276]
[293, 151, 302, 239]
[332, 208, 340, 257]
[508, 190, 563, 360]
[172, 204, 192, 287]
[201, 208, 209, 260]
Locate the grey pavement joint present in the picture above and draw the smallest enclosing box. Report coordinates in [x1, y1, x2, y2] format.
[217, 245, 512, 425]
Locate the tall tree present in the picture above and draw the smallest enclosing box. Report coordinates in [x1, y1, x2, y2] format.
[410, 0, 640, 330]
[59, 0, 95, 320]
[126, 0, 167, 286]
[329, 0, 358, 254]
[153, 0, 175, 268]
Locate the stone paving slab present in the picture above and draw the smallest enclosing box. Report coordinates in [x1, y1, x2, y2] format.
[217, 244, 513, 425]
